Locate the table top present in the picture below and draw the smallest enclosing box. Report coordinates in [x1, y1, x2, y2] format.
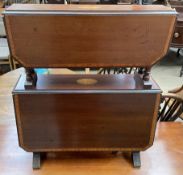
[13, 74, 161, 93]
[0, 68, 183, 175]
[4, 5, 176, 69]
[6, 4, 175, 12]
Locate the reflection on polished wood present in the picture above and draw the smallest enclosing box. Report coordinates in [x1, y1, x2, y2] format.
[4, 4, 176, 68]
[0, 68, 183, 174]
[13, 74, 161, 153]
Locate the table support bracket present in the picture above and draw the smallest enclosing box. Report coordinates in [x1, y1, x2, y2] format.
[143, 67, 152, 89]
[132, 151, 141, 168]
[33, 152, 41, 169]
[25, 68, 37, 89]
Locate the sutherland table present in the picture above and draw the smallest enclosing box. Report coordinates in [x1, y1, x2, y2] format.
[3, 4, 177, 169]
[0, 69, 183, 175]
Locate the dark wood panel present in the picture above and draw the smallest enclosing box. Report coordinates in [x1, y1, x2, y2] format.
[13, 74, 161, 92]
[13, 93, 160, 152]
[4, 4, 176, 68]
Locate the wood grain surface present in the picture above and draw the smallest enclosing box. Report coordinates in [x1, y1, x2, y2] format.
[13, 74, 161, 91]
[4, 5, 176, 68]
[12, 74, 161, 152]
[13, 93, 160, 152]
[0, 69, 183, 174]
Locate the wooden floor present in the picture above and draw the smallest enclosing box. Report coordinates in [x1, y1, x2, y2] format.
[0, 69, 183, 175]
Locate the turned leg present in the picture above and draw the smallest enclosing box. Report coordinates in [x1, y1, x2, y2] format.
[33, 152, 41, 169]
[24, 68, 37, 88]
[143, 67, 151, 81]
[138, 67, 144, 75]
[136, 67, 145, 79]
[143, 67, 152, 89]
[132, 151, 141, 168]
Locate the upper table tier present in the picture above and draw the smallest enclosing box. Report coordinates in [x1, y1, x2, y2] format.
[3, 4, 176, 68]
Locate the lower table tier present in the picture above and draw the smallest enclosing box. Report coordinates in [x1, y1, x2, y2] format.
[13, 74, 161, 152]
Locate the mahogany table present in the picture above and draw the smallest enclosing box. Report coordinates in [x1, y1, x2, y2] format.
[0, 68, 183, 174]
[2, 4, 177, 169]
